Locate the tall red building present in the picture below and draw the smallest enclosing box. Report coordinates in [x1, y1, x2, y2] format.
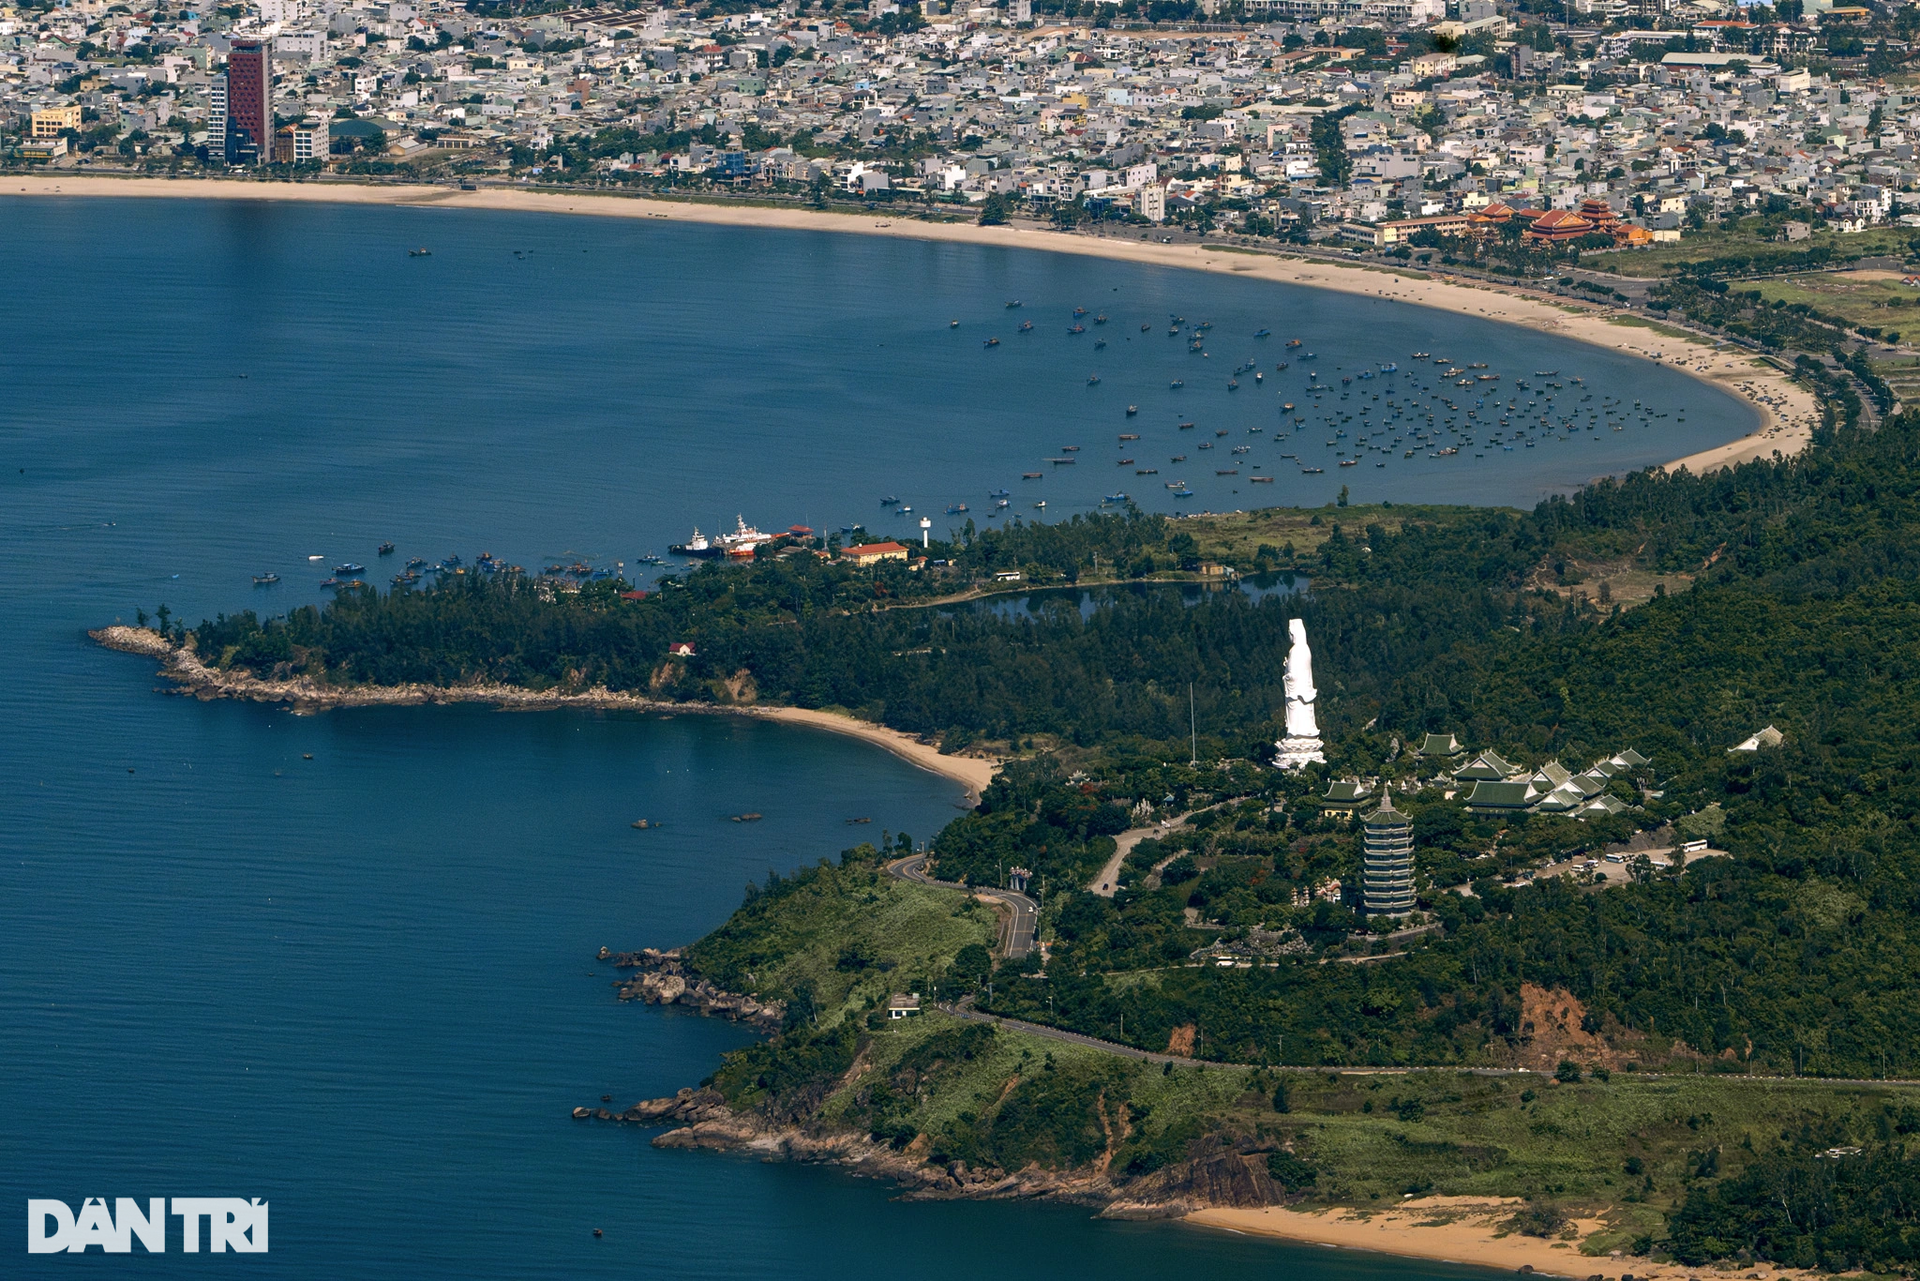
[224, 40, 273, 164]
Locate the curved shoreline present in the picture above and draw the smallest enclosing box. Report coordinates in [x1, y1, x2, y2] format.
[8, 175, 1811, 474]
[89, 625, 997, 799]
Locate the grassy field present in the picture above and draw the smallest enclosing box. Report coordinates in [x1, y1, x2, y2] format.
[815, 1011, 1920, 1253]
[1745, 270, 1920, 333]
[1597, 225, 1920, 279]
[1183, 503, 1497, 565]
[686, 859, 998, 1023]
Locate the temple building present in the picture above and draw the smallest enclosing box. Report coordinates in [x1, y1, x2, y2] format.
[1362, 794, 1416, 915]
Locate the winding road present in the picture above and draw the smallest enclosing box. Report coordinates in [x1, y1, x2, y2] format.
[888, 853, 1039, 959]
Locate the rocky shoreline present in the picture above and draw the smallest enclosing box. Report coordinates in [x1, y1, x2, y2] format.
[581, 941, 1291, 1216]
[572, 1081, 1287, 1215]
[597, 947, 786, 1032]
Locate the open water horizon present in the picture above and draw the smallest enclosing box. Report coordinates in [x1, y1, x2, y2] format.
[0, 196, 1739, 1275]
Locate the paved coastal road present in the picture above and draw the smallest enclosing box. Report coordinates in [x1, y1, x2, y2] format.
[888, 854, 1038, 959]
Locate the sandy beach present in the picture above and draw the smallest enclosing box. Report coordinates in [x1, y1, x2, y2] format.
[1187, 1199, 1736, 1280]
[9, 174, 1815, 474]
[90, 625, 998, 798]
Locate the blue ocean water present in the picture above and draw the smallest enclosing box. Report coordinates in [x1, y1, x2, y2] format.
[0, 196, 1731, 1276]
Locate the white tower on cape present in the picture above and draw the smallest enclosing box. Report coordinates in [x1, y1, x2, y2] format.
[1273, 619, 1327, 770]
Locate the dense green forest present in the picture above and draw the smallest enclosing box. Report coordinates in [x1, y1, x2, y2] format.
[155, 388, 1920, 1261]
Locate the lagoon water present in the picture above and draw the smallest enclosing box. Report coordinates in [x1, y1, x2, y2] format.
[0, 196, 1745, 1276]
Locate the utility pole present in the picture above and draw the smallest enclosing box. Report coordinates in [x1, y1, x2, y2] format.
[1190, 683, 1198, 766]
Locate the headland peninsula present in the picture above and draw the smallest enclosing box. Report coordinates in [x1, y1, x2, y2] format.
[10, 175, 1814, 474]
[97, 383, 1920, 1278]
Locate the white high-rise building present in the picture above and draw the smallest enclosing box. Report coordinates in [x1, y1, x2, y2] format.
[207, 78, 227, 154]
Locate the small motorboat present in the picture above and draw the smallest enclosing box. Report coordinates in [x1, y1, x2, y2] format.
[1088, 374, 1101, 385]
[1170, 380, 1184, 390]
[1034, 500, 1047, 508]
[1019, 321, 1033, 332]
[950, 320, 959, 328]
[1006, 301, 1022, 309]
[1255, 328, 1271, 338]
[1073, 307, 1088, 317]
[378, 542, 396, 556]
[1126, 405, 1138, 416]
[252, 573, 279, 585]
[1286, 338, 1302, 349]
[1067, 324, 1086, 335]
[1140, 323, 1152, 332]
[1095, 314, 1108, 324]
[409, 248, 431, 257]
[333, 563, 366, 575]
[985, 337, 1000, 347]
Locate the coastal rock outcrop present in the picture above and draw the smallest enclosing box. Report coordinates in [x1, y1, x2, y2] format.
[598, 947, 785, 1031]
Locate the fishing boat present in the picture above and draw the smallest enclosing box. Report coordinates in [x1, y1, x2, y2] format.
[1095, 314, 1108, 324]
[1300, 466, 1324, 474]
[1140, 323, 1152, 332]
[1282, 403, 1294, 412]
[1136, 468, 1158, 475]
[1286, 338, 1302, 349]
[1254, 372, 1263, 383]
[1022, 472, 1044, 479]
[1250, 476, 1274, 483]
[1048, 457, 1076, 465]
[1173, 489, 1194, 499]
[252, 573, 279, 585]
[320, 577, 343, 588]
[1178, 421, 1195, 430]
[1255, 328, 1271, 338]
[1170, 380, 1184, 389]
[1095, 339, 1106, 350]
[406, 557, 427, 569]
[899, 505, 913, 513]
[1073, 307, 1088, 317]
[1119, 433, 1139, 441]
[1339, 459, 1358, 468]
[1215, 429, 1229, 437]
[1034, 500, 1047, 508]
[881, 495, 899, 505]
[1067, 324, 1086, 335]
[1019, 321, 1033, 332]
[333, 562, 366, 575]
[1228, 380, 1239, 391]
[1062, 445, 1080, 452]
[1088, 374, 1101, 385]
[378, 542, 396, 556]
[671, 529, 713, 557]
[409, 248, 431, 257]
[984, 337, 1000, 347]
[1126, 405, 1138, 417]
[1276, 362, 1288, 371]
[946, 504, 969, 514]
[990, 488, 1010, 498]
[950, 320, 959, 328]
[1216, 468, 1238, 476]
[1170, 454, 1187, 462]
[1103, 493, 1129, 503]
[1117, 458, 1133, 466]
[1006, 300, 1022, 309]
[995, 499, 1009, 509]
[1411, 351, 1430, 359]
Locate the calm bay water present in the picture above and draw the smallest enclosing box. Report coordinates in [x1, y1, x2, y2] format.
[0, 196, 1733, 1276]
